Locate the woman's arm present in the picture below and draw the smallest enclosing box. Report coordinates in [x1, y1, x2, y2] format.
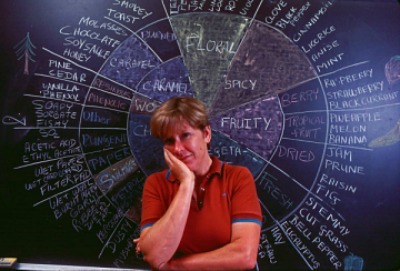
[138, 149, 195, 270]
[159, 164, 262, 270]
[162, 222, 261, 271]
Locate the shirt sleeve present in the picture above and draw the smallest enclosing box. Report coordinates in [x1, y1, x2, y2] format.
[139, 172, 168, 231]
[229, 166, 262, 225]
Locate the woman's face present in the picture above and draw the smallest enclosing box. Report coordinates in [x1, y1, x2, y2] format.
[162, 120, 211, 176]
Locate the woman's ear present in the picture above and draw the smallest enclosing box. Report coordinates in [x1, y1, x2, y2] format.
[203, 125, 212, 143]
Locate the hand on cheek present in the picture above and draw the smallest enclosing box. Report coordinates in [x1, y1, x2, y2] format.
[164, 148, 195, 185]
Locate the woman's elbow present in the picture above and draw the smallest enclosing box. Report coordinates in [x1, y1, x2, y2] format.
[238, 247, 258, 270]
[142, 253, 166, 271]
[139, 243, 165, 270]
[242, 256, 257, 270]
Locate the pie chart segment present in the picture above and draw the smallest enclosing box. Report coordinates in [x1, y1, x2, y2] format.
[136, 57, 193, 102]
[99, 35, 163, 91]
[128, 95, 164, 176]
[210, 96, 283, 162]
[257, 164, 310, 228]
[211, 20, 316, 115]
[170, 13, 250, 108]
[137, 18, 181, 62]
[209, 130, 267, 178]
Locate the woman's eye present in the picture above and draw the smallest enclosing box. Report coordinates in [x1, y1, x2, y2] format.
[182, 132, 190, 139]
[164, 138, 174, 145]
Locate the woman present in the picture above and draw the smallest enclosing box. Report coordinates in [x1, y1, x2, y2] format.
[135, 96, 262, 270]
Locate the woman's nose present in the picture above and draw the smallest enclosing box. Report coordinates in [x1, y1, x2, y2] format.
[172, 140, 184, 155]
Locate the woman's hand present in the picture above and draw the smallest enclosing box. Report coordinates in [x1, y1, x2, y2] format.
[133, 238, 141, 254]
[164, 148, 195, 185]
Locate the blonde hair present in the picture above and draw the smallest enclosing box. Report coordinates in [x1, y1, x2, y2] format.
[150, 96, 210, 140]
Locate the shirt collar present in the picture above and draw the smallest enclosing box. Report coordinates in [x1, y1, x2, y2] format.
[166, 156, 223, 183]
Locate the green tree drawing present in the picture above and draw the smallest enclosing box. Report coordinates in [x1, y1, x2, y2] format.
[14, 32, 37, 75]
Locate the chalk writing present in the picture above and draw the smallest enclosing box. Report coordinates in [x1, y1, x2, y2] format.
[78, 17, 128, 37]
[259, 233, 278, 264]
[316, 53, 345, 74]
[142, 79, 189, 94]
[288, 200, 351, 270]
[315, 182, 341, 205]
[239, 0, 257, 16]
[330, 124, 367, 134]
[210, 145, 243, 158]
[49, 180, 96, 219]
[40, 83, 80, 102]
[323, 69, 374, 89]
[60, 27, 117, 61]
[293, 1, 334, 42]
[280, 88, 320, 107]
[97, 210, 125, 244]
[87, 91, 129, 111]
[326, 147, 353, 162]
[48, 68, 87, 83]
[275, 2, 311, 30]
[33, 99, 77, 129]
[95, 158, 136, 192]
[25, 155, 89, 198]
[264, 0, 288, 25]
[92, 78, 132, 99]
[57, 7, 127, 62]
[140, 30, 177, 42]
[42, 82, 80, 93]
[113, 231, 138, 267]
[86, 147, 131, 172]
[224, 79, 257, 91]
[186, 37, 236, 55]
[71, 200, 111, 232]
[109, 58, 156, 69]
[311, 40, 341, 64]
[289, 215, 344, 270]
[209, 0, 224, 12]
[299, 208, 320, 227]
[281, 220, 320, 269]
[305, 197, 351, 236]
[106, 9, 142, 24]
[220, 117, 271, 130]
[81, 133, 128, 149]
[286, 114, 326, 127]
[131, 123, 151, 137]
[318, 173, 358, 202]
[271, 226, 286, 245]
[112, 0, 153, 19]
[301, 25, 336, 54]
[311, 235, 342, 269]
[329, 91, 399, 110]
[22, 139, 81, 164]
[277, 145, 315, 162]
[328, 111, 380, 146]
[170, 0, 188, 14]
[324, 159, 365, 175]
[257, 171, 294, 210]
[330, 112, 381, 123]
[288, 214, 314, 240]
[82, 111, 111, 125]
[285, 113, 325, 140]
[130, 98, 159, 113]
[327, 81, 385, 100]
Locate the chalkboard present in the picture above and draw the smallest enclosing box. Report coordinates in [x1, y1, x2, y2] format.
[1, 0, 399, 270]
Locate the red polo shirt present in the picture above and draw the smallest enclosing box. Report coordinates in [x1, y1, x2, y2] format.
[140, 156, 262, 255]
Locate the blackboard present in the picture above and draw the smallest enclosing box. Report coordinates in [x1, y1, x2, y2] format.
[1, 0, 399, 270]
